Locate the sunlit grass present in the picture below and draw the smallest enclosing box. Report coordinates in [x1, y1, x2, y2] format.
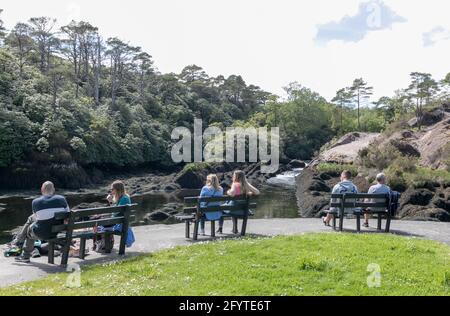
[1, 233, 449, 296]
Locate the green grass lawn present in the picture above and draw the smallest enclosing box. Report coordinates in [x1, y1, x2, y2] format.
[1, 233, 449, 296]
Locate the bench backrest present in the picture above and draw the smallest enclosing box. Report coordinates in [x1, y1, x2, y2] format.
[184, 196, 257, 213]
[51, 204, 137, 234]
[330, 193, 390, 209]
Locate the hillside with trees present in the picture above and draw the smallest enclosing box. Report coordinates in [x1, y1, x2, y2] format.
[0, 10, 449, 190]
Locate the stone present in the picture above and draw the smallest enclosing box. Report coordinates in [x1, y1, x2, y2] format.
[174, 169, 206, 189]
[398, 205, 450, 222]
[389, 140, 421, 157]
[289, 160, 306, 169]
[161, 183, 181, 191]
[400, 189, 434, 207]
[144, 210, 171, 222]
[308, 180, 331, 193]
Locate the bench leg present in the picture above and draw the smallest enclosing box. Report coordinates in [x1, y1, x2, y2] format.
[104, 233, 113, 254]
[332, 215, 336, 230]
[185, 220, 190, 239]
[211, 221, 215, 237]
[48, 242, 55, 264]
[385, 214, 391, 233]
[339, 213, 344, 232]
[241, 216, 248, 236]
[79, 238, 86, 260]
[61, 240, 70, 267]
[193, 220, 199, 241]
[356, 214, 361, 233]
[377, 215, 382, 231]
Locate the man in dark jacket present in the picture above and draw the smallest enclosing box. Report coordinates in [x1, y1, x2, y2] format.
[13, 181, 70, 263]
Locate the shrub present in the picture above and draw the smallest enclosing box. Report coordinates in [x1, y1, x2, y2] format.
[316, 163, 358, 177]
[182, 162, 213, 173]
[384, 156, 418, 191]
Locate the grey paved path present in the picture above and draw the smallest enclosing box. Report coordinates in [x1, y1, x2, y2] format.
[1, 218, 449, 288]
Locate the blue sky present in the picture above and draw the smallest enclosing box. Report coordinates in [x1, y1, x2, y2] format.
[1, 0, 449, 101]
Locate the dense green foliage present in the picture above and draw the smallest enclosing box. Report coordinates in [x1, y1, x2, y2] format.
[316, 163, 358, 178]
[0, 10, 448, 188]
[1, 233, 448, 296]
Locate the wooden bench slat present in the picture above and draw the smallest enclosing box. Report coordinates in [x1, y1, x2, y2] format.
[330, 194, 389, 199]
[330, 202, 388, 208]
[70, 204, 137, 218]
[184, 196, 255, 203]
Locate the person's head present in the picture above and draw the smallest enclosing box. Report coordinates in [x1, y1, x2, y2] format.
[41, 181, 55, 196]
[206, 174, 221, 190]
[376, 173, 386, 185]
[232, 170, 250, 195]
[111, 180, 126, 201]
[340, 170, 352, 182]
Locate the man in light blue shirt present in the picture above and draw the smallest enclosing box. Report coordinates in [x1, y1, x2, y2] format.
[364, 173, 391, 227]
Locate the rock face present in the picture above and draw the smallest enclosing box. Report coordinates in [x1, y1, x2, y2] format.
[319, 132, 380, 164]
[173, 161, 287, 190]
[377, 108, 450, 169]
[397, 187, 450, 221]
[295, 166, 450, 222]
[288, 160, 306, 169]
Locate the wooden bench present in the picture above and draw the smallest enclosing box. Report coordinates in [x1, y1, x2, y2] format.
[48, 204, 137, 266]
[177, 196, 257, 240]
[327, 193, 393, 233]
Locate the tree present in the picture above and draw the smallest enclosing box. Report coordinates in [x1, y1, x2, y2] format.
[223, 75, 246, 106]
[105, 37, 140, 107]
[350, 78, 373, 130]
[28, 17, 58, 73]
[0, 9, 5, 40]
[407, 72, 439, 128]
[6, 23, 34, 77]
[179, 65, 208, 83]
[332, 88, 353, 133]
[439, 72, 450, 101]
[61, 21, 100, 100]
[133, 52, 154, 104]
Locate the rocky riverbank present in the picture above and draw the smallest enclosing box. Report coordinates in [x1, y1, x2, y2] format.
[295, 104, 450, 222]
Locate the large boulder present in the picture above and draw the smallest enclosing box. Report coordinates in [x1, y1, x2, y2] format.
[288, 160, 306, 169]
[389, 140, 421, 157]
[174, 169, 206, 189]
[319, 132, 380, 164]
[296, 168, 330, 218]
[308, 180, 331, 193]
[400, 189, 434, 207]
[144, 210, 171, 222]
[398, 205, 450, 222]
[408, 109, 445, 127]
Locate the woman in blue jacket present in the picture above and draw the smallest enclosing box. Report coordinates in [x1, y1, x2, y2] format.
[199, 174, 223, 236]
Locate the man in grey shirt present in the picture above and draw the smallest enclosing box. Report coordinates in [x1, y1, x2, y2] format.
[364, 173, 391, 227]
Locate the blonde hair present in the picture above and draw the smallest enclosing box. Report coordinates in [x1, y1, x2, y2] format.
[206, 174, 221, 191]
[111, 180, 127, 202]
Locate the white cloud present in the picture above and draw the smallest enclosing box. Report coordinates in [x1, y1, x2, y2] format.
[0, 0, 449, 102]
[423, 26, 450, 47]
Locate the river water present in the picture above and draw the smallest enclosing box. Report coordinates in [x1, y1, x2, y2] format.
[0, 170, 302, 244]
